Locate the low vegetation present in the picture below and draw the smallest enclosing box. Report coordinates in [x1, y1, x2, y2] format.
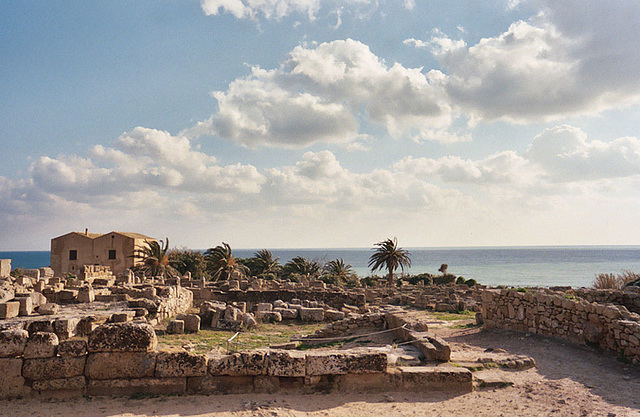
[593, 270, 640, 289]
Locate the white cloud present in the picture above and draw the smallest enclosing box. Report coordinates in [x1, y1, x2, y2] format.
[413, 1, 640, 123]
[200, 0, 374, 21]
[186, 39, 457, 147]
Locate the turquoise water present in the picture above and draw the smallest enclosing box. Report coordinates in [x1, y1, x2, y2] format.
[3, 247, 640, 288]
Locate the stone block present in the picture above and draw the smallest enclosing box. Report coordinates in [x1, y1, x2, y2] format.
[32, 376, 86, 392]
[85, 352, 156, 380]
[256, 303, 272, 312]
[77, 288, 95, 303]
[155, 351, 208, 377]
[16, 276, 33, 286]
[274, 308, 298, 320]
[87, 378, 186, 397]
[14, 297, 33, 316]
[0, 329, 29, 358]
[23, 332, 59, 358]
[58, 290, 78, 302]
[254, 376, 280, 393]
[23, 356, 86, 380]
[267, 350, 306, 377]
[57, 339, 88, 357]
[38, 303, 59, 315]
[167, 319, 185, 334]
[0, 259, 10, 278]
[53, 317, 80, 340]
[399, 365, 473, 392]
[187, 375, 254, 395]
[305, 350, 388, 376]
[260, 311, 282, 323]
[324, 309, 345, 321]
[88, 322, 157, 352]
[208, 350, 267, 376]
[0, 357, 29, 399]
[22, 269, 40, 280]
[179, 314, 200, 333]
[337, 373, 392, 392]
[110, 311, 135, 323]
[300, 307, 324, 322]
[0, 301, 20, 319]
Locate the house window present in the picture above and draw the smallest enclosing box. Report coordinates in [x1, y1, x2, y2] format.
[69, 250, 77, 260]
[108, 250, 117, 260]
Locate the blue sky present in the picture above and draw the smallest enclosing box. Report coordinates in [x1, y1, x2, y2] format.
[2, 0, 640, 250]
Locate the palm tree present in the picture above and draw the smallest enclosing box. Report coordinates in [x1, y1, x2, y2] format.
[249, 249, 281, 279]
[283, 256, 321, 281]
[204, 242, 248, 281]
[132, 238, 178, 278]
[323, 258, 357, 287]
[368, 238, 412, 287]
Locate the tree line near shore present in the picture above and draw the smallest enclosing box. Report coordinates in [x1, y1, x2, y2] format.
[133, 237, 477, 288]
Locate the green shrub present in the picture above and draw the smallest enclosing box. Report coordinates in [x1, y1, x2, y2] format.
[433, 274, 456, 285]
[465, 278, 477, 287]
[455, 276, 465, 285]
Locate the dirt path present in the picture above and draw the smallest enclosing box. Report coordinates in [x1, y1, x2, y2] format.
[3, 323, 640, 416]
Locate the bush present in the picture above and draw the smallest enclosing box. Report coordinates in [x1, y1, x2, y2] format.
[593, 272, 623, 289]
[432, 274, 456, 285]
[465, 278, 477, 287]
[455, 276, 466, 285]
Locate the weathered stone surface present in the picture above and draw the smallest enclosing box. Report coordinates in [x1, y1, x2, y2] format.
[88, 322, 157, 352]
[305, 350, 388, 376]
[155, 351, 208, 377]
[267, 350, 306, 377]
[182, 314, 201, 333]
[300, 307, 324, 322]
[57, 339, 88, 357]
[0, 358, 29, 398]
[0, 329, 29, 358]
[324, 309, 345, 321]
[32, 376, 86, 392]
[110, 311, 135, 323]
[85, 352, 156, 380]
[187, 375, 253, 394]
[274, 308, 298, 320]
[256, 303, 272, 312]
[243, 313, 257, 328]
[0, 301, 20, 319]
[260, 311, 282, 323]
[87, 378, 186, 397]
[399, 365, 473, 392]
[77, 287, 95, 303]
[208, 351, 268, 376]
[337, 373, 392, 392]
[254, 376, 280, 393]
[53, 317, 80, 340]
[167, 319, 185, 334]
[22, 356, 86, 380]
[38, 303, 59, 315]
[23, 332, 59, 359]
[14, 297, 33, 316]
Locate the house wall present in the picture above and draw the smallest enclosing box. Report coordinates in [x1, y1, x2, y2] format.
[50, 234, 96, 277]
[93, 234, 145, 276]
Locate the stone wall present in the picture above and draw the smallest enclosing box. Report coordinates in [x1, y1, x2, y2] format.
[0, 322, 472, 399]
[574, 287, 640, 315]
[481, 289, 640, 363]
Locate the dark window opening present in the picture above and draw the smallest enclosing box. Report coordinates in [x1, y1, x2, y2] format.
[108, 250, 117, 260]
[69, 250, 77, 260]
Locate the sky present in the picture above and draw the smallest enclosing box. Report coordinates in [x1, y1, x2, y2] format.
[2, 0, 640, 251]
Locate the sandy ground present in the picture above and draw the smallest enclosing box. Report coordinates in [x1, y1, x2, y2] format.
[3, 325, 640, 416]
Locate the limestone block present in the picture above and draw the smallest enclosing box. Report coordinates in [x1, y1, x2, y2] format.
[224, 306, 241, 321]
[155, 351, 208, 377]
[300, 307, 325, 322]
[337, 373, 392, 393]
[58, 290, 78, 302]
[16, 276, 33, 286]
[273, 300, 286, 309]
[0, 259, 10, 278]
[0, 358, 29, 399]
[399, 365, 473, 392]
[182, 314, 201, 333]
[242, 313, 257, 329]
[0, 301, 20, 319]
[23, 356, 86, 380]
[85, 352, 156, 380]
[14, 297, 33, 316]
[23, 332, 59, 358]
[57, 339, 88, 357]
[87, 377, 186, 397]
[188, 375, 254, 394]
[27, 319, 55, 334]
[274, 308, 298, 320]
[38, 303, 59, 315]
[167, 319, 185, 334]
[305, 351, 388, 376]
[254, 376, 280, 393]
[324, 309, 345, 321]
[267, 350, 306, 377]
[0, 329, 29, 357]
[77, 287, 95, 303]
[256, 303, 272, 312]
[260, 311, 282, 323]
[88, 322, 157, 352]
[53, 317, 80, 340]
[208, 351, 267, 376]
[32, 376, 86, 392]
[110, 311, 135, 323]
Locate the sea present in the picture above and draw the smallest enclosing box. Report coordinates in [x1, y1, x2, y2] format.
[2, 246, 640, 288]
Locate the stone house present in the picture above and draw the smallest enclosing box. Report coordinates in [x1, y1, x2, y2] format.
[50, 230, 156, 277]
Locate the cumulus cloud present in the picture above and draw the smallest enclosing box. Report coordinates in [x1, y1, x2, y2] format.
[185, 39, 456, 147]
[200, 0, 374, 21]
[408, 0, 640, 123]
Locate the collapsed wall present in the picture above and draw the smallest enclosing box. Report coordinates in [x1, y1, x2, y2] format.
[481, 289, 640, 363]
